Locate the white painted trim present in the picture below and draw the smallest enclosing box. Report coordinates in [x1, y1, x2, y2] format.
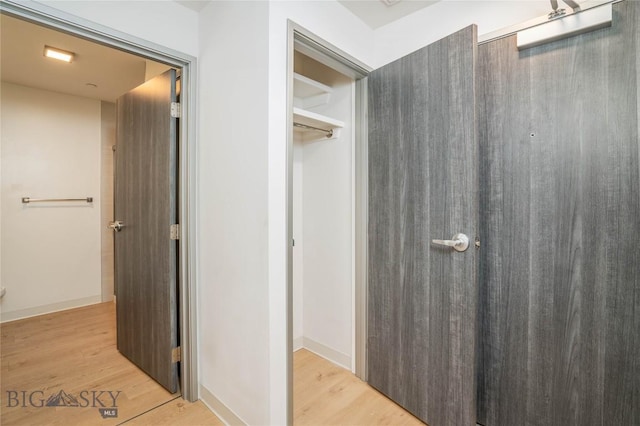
[351, 79, 357, 374]
[1, 296, 102, 323]
[301, 337, 351, 370]
[293, 336, 304, 352]
[199, 385, 247, 426]
[353, 77, 368, 381]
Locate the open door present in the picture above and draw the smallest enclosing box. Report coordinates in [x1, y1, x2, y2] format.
[367, 26, 478, 425]
[113, 69, 179, 393]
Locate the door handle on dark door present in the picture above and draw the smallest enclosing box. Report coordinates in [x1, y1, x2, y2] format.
[108, 221, 125, 232]
[432, 233, 469, 252]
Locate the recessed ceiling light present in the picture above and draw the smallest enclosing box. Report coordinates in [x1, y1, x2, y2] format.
[44, 46, 75, 63]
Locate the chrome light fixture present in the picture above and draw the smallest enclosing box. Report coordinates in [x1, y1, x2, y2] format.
[517, 3, 612, 50]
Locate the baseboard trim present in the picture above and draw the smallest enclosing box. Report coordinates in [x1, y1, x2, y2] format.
[199, 385, 247, 426]
[301, 337, 351, 370]
[293, 336, 304, 351]
[1, 295, 102, 323]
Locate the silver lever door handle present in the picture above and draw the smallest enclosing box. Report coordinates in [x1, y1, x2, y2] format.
[108, 221, 125, 232]
[432, 233, 469, 252]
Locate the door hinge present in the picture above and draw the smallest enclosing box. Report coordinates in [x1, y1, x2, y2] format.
[172, 346, 181, 363]
[170, 224, 180, 240]
[171, 102, 181, 118]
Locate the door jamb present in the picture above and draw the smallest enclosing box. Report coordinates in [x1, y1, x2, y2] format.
[0, 0, 199, 402]
[286, 20, 372, 422]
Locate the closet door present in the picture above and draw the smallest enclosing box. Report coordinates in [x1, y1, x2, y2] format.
[368, 26, 479, 426]
[478, 2, 640, 425]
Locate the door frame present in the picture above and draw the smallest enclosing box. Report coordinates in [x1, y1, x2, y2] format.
[285, 21, 371, 421]
[0, 0, 199, 402]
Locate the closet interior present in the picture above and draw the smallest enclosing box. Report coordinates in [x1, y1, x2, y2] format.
[292, 51, 355, 370]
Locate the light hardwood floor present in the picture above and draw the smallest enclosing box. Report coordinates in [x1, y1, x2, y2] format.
[0, 302, 222, 425]
[2, 302, 423, 425]
[294, 349, 424, 425]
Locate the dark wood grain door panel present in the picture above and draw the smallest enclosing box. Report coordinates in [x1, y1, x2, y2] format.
[367, 26, 479, 426]
[477, 2, 640, 424]
[115, 69, 178, 393]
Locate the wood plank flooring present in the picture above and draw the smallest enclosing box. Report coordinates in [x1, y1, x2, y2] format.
[125, 399, 223, 425]
[2, 302, 424, 425]
[294, 349, 424, 425]
[0, 302, 221, 425]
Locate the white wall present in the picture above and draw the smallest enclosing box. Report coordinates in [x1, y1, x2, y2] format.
[373, 0, 551, 67]
[0, 82, 102, 322]
[196, 2, 374, 424]
[36, 0, 199, 57]
[292, 139, 304, 348]
[295, 59, 354, 367]
[292, 77, 354, 368]
[197, 2, 270, 425]
[100, 102, 115, 302]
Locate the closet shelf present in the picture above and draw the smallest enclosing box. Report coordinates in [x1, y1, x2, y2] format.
[293, 107, 344, 136]
[294, 73, 332, 98]
[294, 73, 332, 109]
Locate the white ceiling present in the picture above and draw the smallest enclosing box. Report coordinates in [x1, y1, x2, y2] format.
[175, 0, 210, 12]
[338, 0, 441, 29]
[1, 2, 442, 102]
[0, 0, 438, 102]
[0, 15, 159, 103]
[171, 0, 440, 30]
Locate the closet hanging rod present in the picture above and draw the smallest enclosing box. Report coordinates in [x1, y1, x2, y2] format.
[293, 122, 333, 138]
[22, 197, 93, 204]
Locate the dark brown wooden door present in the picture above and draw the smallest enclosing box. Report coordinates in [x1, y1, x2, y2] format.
[477, 2, 640, 424]
[114, 69, 178, 393]
[367, 26, 479, 426]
